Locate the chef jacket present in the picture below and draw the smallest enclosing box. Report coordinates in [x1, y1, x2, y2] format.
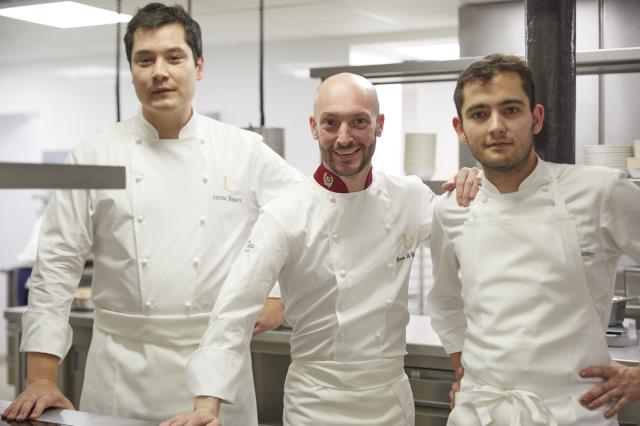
[187, 170, 436, 403]
[19, 111, 303, 414]
[428, 158, 640, 354]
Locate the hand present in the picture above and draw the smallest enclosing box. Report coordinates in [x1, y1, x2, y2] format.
[161, 396, 221, 426]
[2, 379, 74, 422]
[579, 362, 640, 418]
[253, 298, 285, 336]
[449, 365, 464, 409]
[441, 167, 482, 207]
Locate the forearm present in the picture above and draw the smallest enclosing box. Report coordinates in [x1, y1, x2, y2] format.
[194, 395, 221, 416]
[27, 352, 60, 384]
[450, 351, 462, 372]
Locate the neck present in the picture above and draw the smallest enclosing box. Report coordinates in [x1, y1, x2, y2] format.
[340, 164, 372, 193]
[142, 106, 193, 139]
[484, 155, 538, 193]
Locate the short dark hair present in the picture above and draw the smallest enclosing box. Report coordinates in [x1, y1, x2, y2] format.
[453, 53, 536, 119]
[124, 2, 202, 66]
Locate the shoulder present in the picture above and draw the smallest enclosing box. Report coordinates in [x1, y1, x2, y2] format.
[68, 118, 134, 163]
[380, 172, 435, 198]
[197, 114, 262, 149]
[547, 162, 625, 194]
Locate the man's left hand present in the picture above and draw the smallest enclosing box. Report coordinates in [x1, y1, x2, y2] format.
[580, 362, 640, 418]
[253, 298, 285, 336]
[442, 167, 482, 207]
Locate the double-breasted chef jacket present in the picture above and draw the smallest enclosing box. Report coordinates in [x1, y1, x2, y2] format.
[429, 158, 640, 425]
[20, 111, 303, 422]
[187, 166, 436, 426]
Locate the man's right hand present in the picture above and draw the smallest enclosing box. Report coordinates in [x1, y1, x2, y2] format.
[449, 351, 464, 409]
[2, 379, 74, 422]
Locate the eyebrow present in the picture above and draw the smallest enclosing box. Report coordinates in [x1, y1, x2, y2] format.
[465, 98, 526, 112]
[134, 47, 187, 57]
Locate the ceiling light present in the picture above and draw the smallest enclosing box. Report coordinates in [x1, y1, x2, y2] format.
[0, 1, 131, 28]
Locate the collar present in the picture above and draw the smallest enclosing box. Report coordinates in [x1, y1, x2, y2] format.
[313, 164, 373, 193]
[482, 156, 552, 194]
[134, 109, 200, 140]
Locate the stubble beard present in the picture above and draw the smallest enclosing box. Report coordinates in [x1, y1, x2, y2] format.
[321, 141, 376, 177]
[469, 133, 535, 176]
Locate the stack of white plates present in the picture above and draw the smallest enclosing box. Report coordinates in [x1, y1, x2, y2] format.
[583, 145, 632, 172]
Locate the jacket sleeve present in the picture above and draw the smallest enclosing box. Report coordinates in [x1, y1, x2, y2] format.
[20, 148, 94, 360]
[417, 178, 437, 245]
[186, 207, 289, 404]
[427, 196, 466, 354]
[248, 135, 305, 208]
[601, 170, 640, 262]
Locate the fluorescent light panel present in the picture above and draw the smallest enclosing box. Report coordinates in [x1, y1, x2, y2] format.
[0, 1, 131, 28]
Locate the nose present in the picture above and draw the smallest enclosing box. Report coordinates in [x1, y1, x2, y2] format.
[152, 58, 168, 81]
[336, 122, 353, 144]
[488, 112, 506, 136]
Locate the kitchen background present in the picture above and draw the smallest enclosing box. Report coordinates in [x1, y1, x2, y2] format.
[0, 0, 639, 361]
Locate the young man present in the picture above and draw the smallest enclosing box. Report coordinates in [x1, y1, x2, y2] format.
[428, 54, 640, 425]
[161, 73, 480, 426]
[2, 3, 303, 424]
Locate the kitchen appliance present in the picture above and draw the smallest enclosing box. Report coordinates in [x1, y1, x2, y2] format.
[607, 296, 640, 347]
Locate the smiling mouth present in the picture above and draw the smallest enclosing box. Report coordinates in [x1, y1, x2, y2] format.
[334, 147, 360, 156]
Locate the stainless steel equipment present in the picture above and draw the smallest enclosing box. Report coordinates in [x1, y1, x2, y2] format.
[246, 127, 285, 158]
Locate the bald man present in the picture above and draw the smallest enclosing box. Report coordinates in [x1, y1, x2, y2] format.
[162, 73, 479, 426]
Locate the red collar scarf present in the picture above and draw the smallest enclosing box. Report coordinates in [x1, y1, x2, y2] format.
[313, 164, 373, 193]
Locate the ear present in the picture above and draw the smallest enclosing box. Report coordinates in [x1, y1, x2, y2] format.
[452, 116, 467, 144]
[375, 113, 385, 137]
[532, 104, 544, 135]
[195, 56, 205, 81]
[309, 116, 319, 140]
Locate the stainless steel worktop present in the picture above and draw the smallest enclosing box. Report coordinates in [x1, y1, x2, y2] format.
[0, 400, 155, 426]
[5, 307, 640, 364]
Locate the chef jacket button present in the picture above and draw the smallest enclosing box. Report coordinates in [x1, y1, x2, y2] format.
[135, 175, 144, 183]
[134, 138, 142, 145]
[337, 331, 346, 340]
[339, 270, 347, 278]
[541, 185, 549, 192]
[200, 139, 205, 145]
[375, 331, 383, 340]
[136, 215, 144, 223]
[193, 258, 200, 268]
[203, 175, 209, 183]
[332, 233, 339, 242]
[144, 300, 155, 309]
[200, 216, 206, 225]
[384, 225, 391, 234]
[329, 196, 336, 203]
[339, 302, 348, 311]
[386, 298, 393, 305]
[140, 258, 150, 267]
[388, 263, 394, 269]
[184, 301, 192, 312]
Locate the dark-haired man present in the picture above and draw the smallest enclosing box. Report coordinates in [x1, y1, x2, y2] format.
[428, 54, 640, 425]
[2, 3, 303, 424]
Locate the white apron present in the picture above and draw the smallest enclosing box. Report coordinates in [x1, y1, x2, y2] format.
[283, 357, 414, 426]
[80, 308, 257, 423]
[448, 167, 617, 426]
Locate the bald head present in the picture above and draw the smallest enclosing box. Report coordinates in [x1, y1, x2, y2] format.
[313, 73, 380, 119]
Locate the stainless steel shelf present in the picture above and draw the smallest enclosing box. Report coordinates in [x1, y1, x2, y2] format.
[0, 162, 126, 189]
[310, 47, 640, 84]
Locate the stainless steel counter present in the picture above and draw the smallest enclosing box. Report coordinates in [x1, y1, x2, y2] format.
[0, 400, 155, 426]
[5, 308, 640, 426]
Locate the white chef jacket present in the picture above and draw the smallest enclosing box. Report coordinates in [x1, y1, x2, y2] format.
[20, 111, 303, 419]
[187, 171, 436, 404]
[428, 159, 640, 354]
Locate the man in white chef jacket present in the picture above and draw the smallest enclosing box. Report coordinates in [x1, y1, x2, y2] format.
[161, 73, 480, 426]
[428, 54, 640, 425]
[2, 3, 303, 424]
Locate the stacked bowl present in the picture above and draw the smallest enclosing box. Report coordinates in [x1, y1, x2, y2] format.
[628, 140, 640, 178]
[584, 145, 633, 175]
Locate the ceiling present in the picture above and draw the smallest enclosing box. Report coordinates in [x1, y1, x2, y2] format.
[0, 0, 475, 64]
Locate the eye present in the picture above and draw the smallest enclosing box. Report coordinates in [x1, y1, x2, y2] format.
[321, 119, 337, 129]
[351, 117, 369, 128]
[504, 106, 521, 115]
[469, 110, 486, 120]
[135, 57, 153, 66]
[168, 54, 184, 63]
